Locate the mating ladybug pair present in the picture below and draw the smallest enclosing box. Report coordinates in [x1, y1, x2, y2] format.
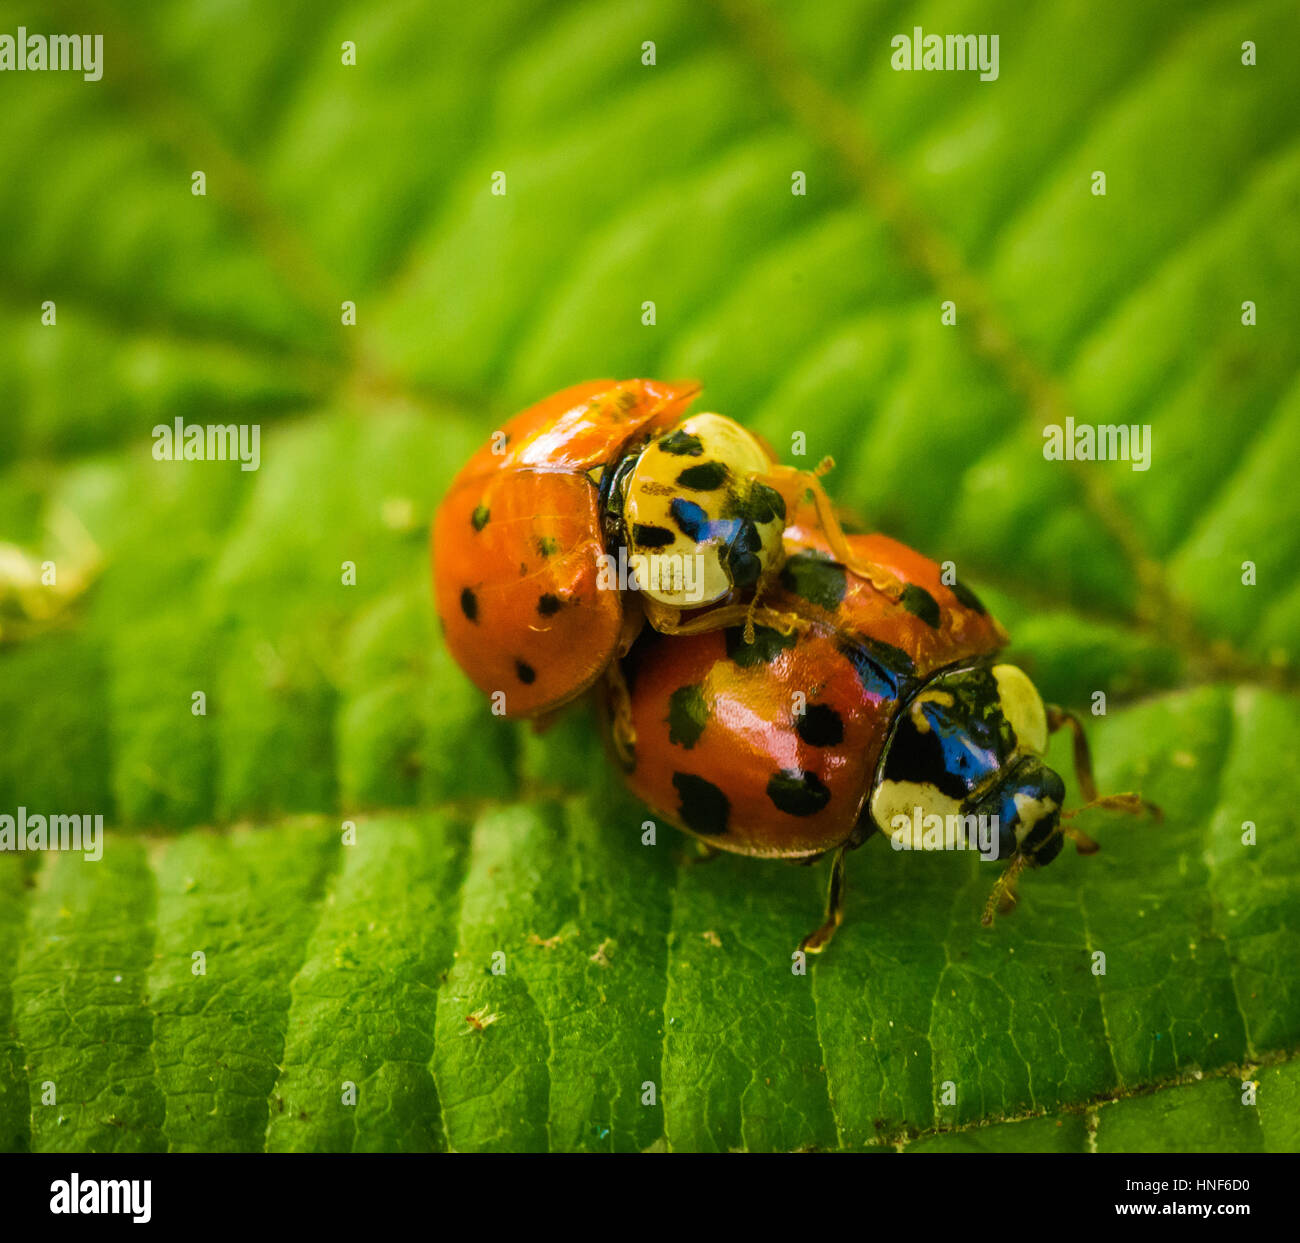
[433, 379, 1156, 951]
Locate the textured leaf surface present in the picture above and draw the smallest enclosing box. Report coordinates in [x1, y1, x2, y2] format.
[0, 0, 1297, 1152]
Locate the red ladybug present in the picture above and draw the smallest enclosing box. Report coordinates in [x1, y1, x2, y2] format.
[606, 520, 1157, 952]
[433, 380, 901, 717]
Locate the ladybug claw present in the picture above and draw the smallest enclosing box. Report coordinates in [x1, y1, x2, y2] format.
[798, 928, 834, 955]
[798, 912, 842, 954]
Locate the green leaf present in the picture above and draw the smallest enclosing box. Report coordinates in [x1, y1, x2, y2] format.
[1, 0, 1297, 1153]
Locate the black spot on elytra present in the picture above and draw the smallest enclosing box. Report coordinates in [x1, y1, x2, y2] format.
[460, 588, 478, 622]
[471, 505, 490, 531]
[536, 536, 560, 557]
[900, 584, 941, 629]
[839, 638, 909, 699]
[724, 519, 763, 588]
[666, 684, 709, 749]
[797, 704, 844, 747]
[537, 593, 562, 616]
[951, 578, 988, 615]
[766, 769, 831, 817]
[633, 523, 675, 549]
[673, 772, 729, 835]
[726, 625, 798, 667]
[780, 551, 846, 610]
[733, 481, 786, 526]
[658, 430, 704, 456]
[515, 660, 536, 685]
[676, 461, 728, 491]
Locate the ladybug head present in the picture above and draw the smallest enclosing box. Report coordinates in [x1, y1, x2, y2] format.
[609, 413, 787, 609]
[969, 754, 1067, 868]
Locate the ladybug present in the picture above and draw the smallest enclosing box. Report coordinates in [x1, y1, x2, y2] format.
[433, 379, 902, 717]
[605, 519, 1158, 953]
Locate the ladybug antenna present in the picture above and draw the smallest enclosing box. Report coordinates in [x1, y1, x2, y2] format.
[981, 854, 1028, 927]
[763, 462, 905, 601]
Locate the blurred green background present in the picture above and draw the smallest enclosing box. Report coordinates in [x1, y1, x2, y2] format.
[0, 0, 1297, 1153]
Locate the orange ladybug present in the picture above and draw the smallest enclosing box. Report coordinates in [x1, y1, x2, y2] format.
[433, 380, 901, 717]
[606, 521, 1156, 952]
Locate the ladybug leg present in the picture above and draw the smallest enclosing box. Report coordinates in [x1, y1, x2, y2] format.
[1047, 706, 1162, 846]
[799, 843, 849, 955]
[763, 462, 904, 600]
[738, 559, 809, 643]
[641, 595, 806, 639]
[742, 577, 767, 645]
[679, 839, 723, 866]
[1046, 705, 1100, 802]
[741, 573, 776, 644]
[602, 663, 637, 771]
[1063, 793, 1162, 823]
[616, 594, 646, 657]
